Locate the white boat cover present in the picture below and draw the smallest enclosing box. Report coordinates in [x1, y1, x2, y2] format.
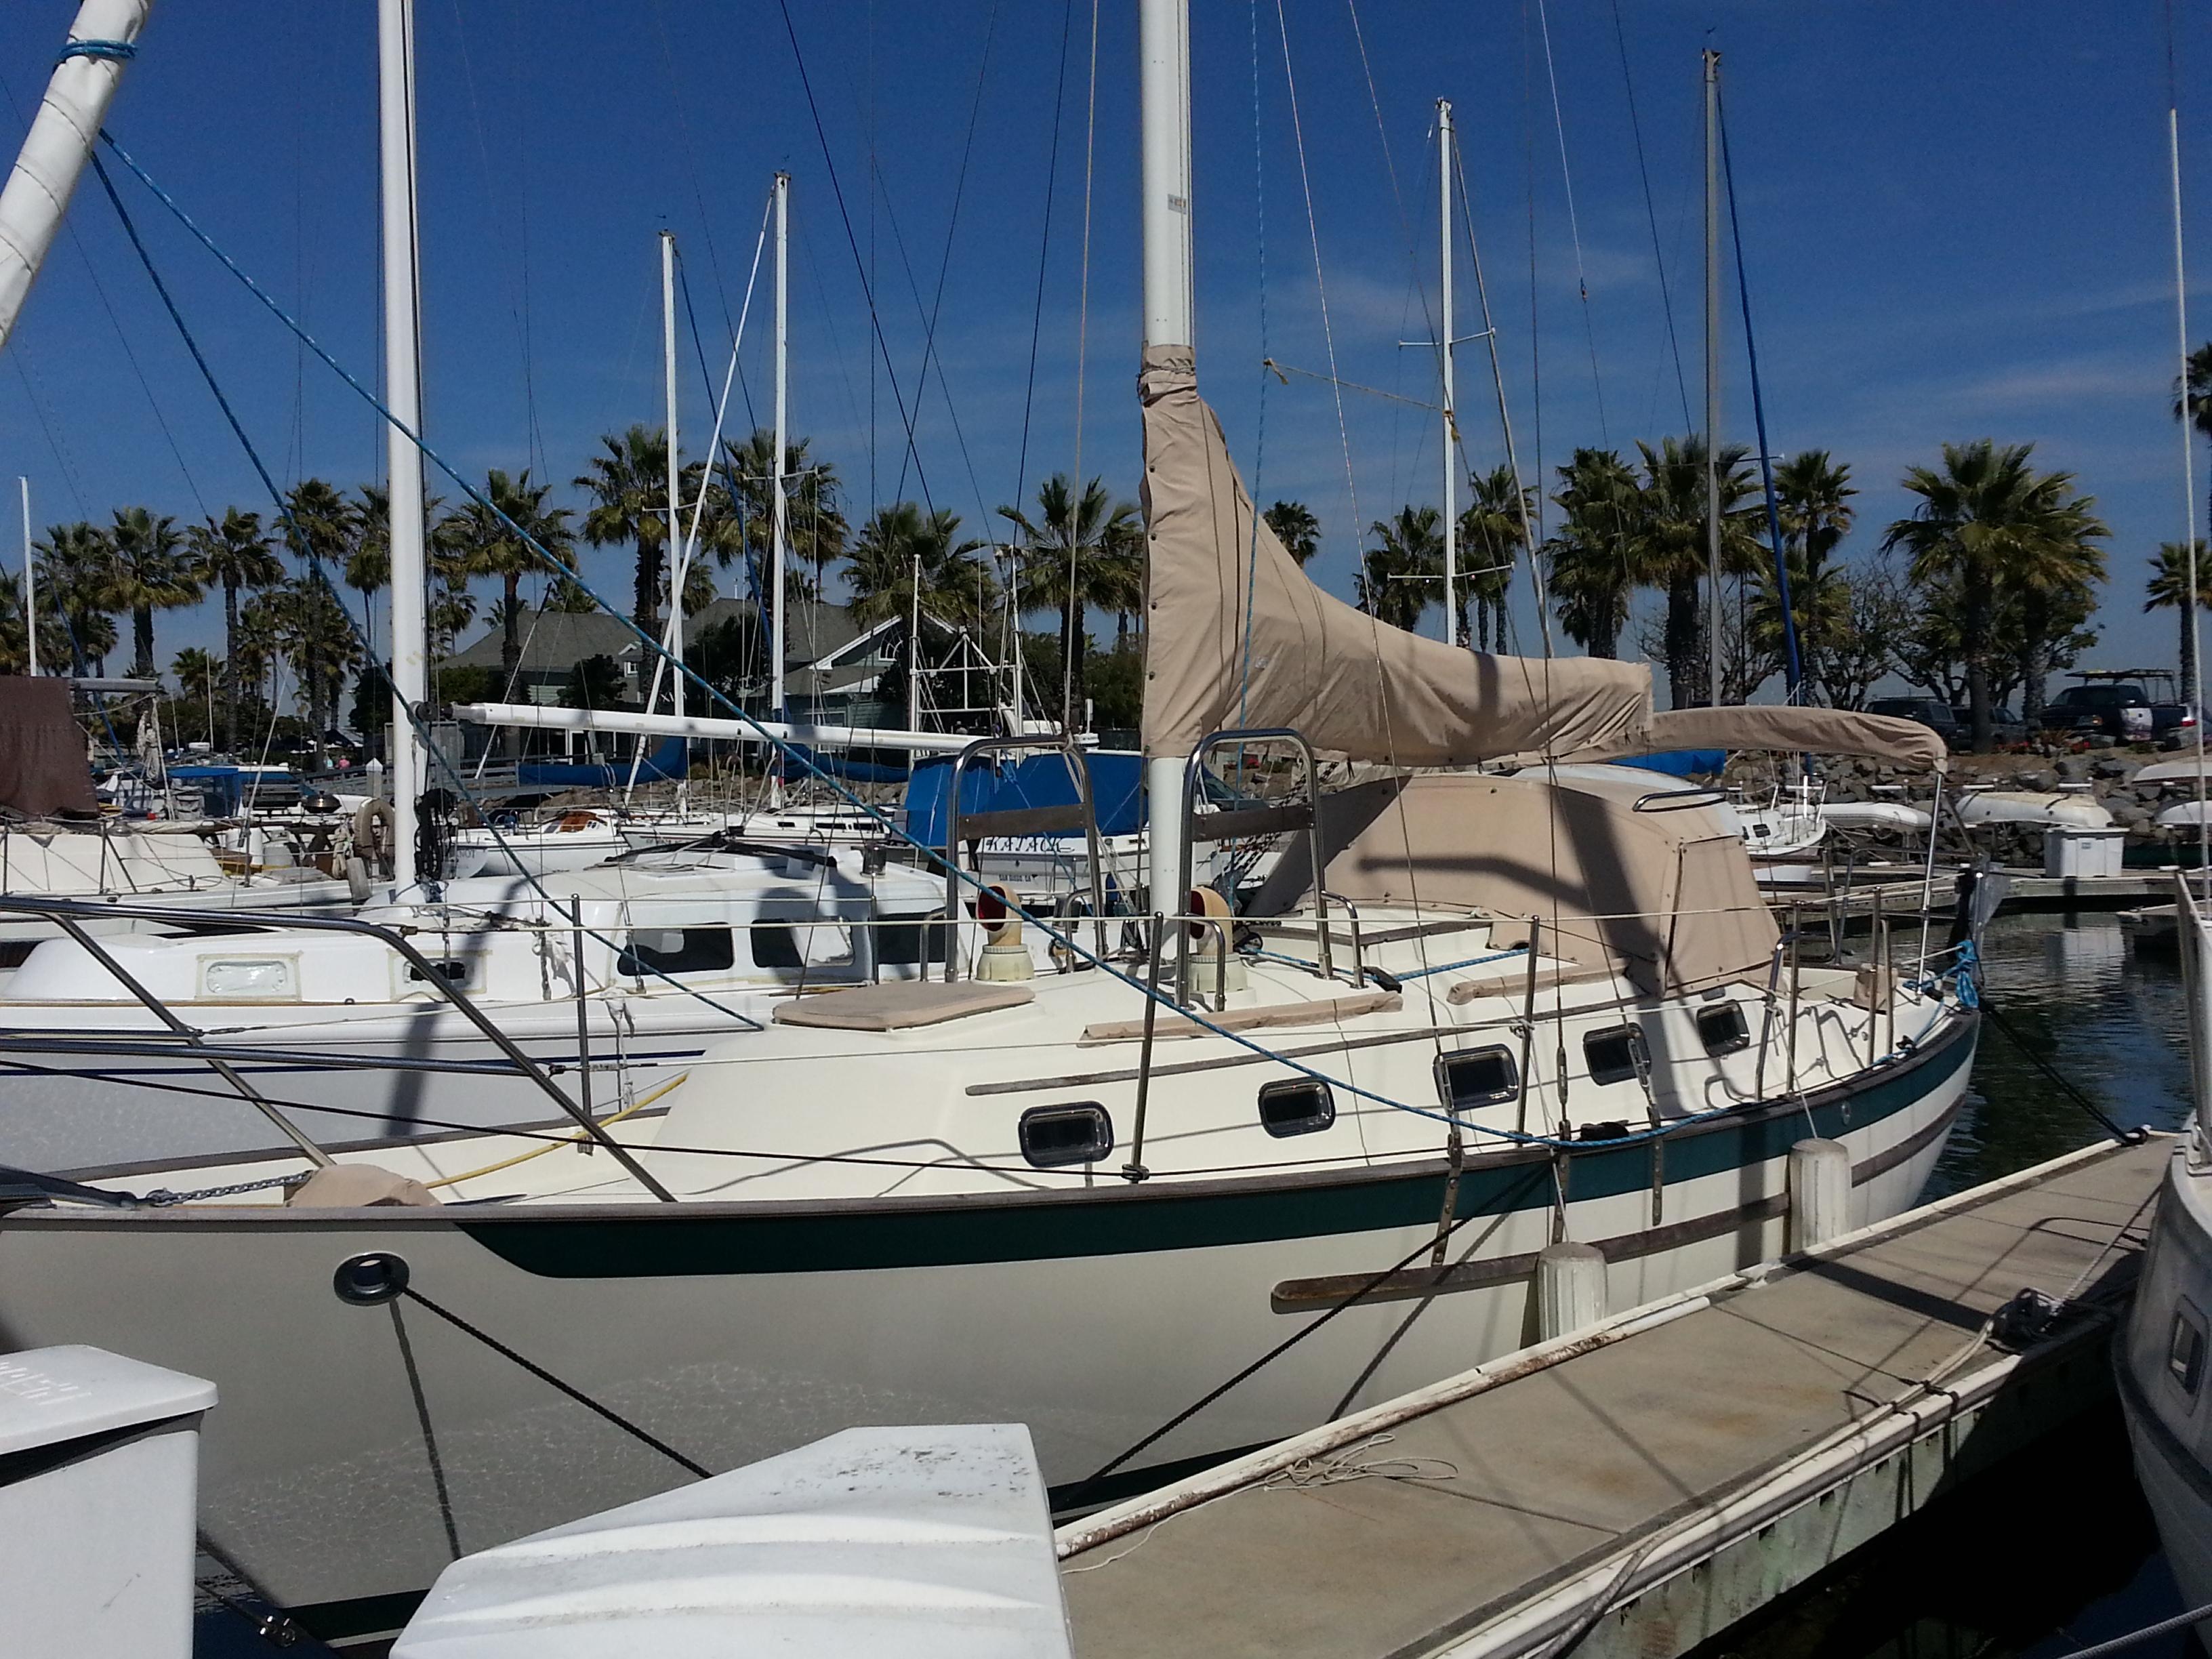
[1560, 704, 1948, 771]
[1137, 348, 1652, 765]
[392, 1422, 1072, 1659]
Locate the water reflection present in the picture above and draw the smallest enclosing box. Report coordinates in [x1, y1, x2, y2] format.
[1719, 910, 2192, 1659]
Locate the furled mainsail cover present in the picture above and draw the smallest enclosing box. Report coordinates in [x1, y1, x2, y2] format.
[1561, 704, 1948, 772]
[1138, 348, 1652, 764]
[0, 677, 97, 818]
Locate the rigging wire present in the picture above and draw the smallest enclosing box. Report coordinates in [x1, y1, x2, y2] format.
[1608, 0, 1692, 430]
[1717, 89, 1801, 697]
[85, 128, 1944, 1158]
[1533, 0, 1611, 447]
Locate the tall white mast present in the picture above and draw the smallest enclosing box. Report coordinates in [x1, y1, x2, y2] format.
[19, 478, 35, 678]
[771, 172, 790, 742]
[1439, 98, 1457, 647]
[1139, 0, 1193, 920]
[1703, 47, 1723, 710]
[0, 0, 153, 356]
[659, 228, 687, 811]
[378, 0, 428, 889]
[2171, 96, 2207, 889]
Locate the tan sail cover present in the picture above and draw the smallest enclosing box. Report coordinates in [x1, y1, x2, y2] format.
[1560, 704, 1948, 771]
[1252, 770, 1777, 997]
[1139, 348, 1652, 764]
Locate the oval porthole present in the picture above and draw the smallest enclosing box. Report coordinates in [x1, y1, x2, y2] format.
[1019, 1103, 1113, 1168]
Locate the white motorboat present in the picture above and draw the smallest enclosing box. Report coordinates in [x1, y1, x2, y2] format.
[1821, 799, 1933, 834]
[0, 842, 955, 1170]
[1954, 788, 2114, 830]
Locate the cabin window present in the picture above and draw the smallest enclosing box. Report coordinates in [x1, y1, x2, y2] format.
[1258, 1078, 1335, 1138]
[201, 958, 295, 1000]
[617, 928, 737, 978]
[1584, 1025, 1645, 1086]
[1435, 1046, 1519, 1113]
[1696, 1002, 1751, 1057]
[751, 922, 854, 970]
[876, 916, 951, 968]
[406, 958, 472, 986]
[1019, 1103, 1113, 1169]
[2171, 1302, 2207, 1399]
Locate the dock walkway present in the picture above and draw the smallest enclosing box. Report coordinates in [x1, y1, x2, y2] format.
[1059, 1135, 2169, 1659]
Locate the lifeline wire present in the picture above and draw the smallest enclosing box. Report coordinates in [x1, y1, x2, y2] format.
[85, 128, 1959, 1160]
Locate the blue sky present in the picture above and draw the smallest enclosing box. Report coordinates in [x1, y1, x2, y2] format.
[2, 0, 2209, 685]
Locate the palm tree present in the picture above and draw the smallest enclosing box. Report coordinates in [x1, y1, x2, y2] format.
[1457, 466, 1530, 651]
[169, 646, 221, 743]
[2148, 540, 2212, 699]
[721, 429, 848, 605]
[263, 577, 362, 749]
[1767, 450, 1857, 697]
[1882, 440, 2107, 752]
[186, 508, 283, 752]
[32, 520, 120, 672]
[577, 425, 676, 635]
[1263, 500, 1322, 567]
[1624, 436, 1762, 709]
[441, 470, 575, 697]
[1544, 449, 1639, 659]
[1357, 506, 1443, 634]
[848, 502, 997, 628]
[348, 485, 390, 658]
[108, 507, 200, 681]
[998, 474, 1142, 731]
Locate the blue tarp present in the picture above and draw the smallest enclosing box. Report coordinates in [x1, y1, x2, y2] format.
[518, 736, 688, 789]
[903, 750, 1145, 848]
[1607, 750, 1725, 778]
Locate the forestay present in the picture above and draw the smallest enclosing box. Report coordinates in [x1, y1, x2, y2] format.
[1138, 348, 1652, 766]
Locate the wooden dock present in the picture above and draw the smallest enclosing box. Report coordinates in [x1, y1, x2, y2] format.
[1057, 1134, 2169, 1659]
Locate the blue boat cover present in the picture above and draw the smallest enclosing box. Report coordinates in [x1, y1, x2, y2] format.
[1606, 749, 1726, 778]
[518, 736, 688, 789]
[903, 750, 1145, 848]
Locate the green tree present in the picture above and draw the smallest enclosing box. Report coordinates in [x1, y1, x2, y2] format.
[1881, 440, 2107, 752]
[848, 502, 997, 629]
[34, 522, 120, 672]
[998, 473, 1142, 731]
[1822, 554, 1913, 712]
[348, 485, 390, 658]
[1544, 449, 1639, 660]
[2147, 539, 2212, 701]
[169, 646, 221, 745]
[108, 506, 200, 681]
[1262, 500, 1322, 567]
[1457, 466, 1530, 652]
[561, 653, 626, 710]
[1625, 436, 1763, 709]
[721, 429, 848, 605]
[577, 424, 676, 636]
[186, 509, 283, 752]
[1357, 505, 1443, 633]
[1763, 450, 1857, 699]
[439, 470, 574, 697]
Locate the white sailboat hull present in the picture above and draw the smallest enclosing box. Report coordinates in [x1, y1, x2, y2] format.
[0, 1020, 1972, 1638]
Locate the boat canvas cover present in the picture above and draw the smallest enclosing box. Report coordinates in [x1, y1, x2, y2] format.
[1561, 705, 1948, 771]
[904, 750, 1145, 849]
[1137, 348, 1652, 766]
[1254, 771, 1778, 997]
[0, 677, 97, 819]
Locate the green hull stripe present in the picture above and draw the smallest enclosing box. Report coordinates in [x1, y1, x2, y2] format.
[460, 1023, 1973, 1279]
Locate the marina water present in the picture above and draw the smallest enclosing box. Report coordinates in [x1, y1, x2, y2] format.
[1719, 909, 2192, 1659]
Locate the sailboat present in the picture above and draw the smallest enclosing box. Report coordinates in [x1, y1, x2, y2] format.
[0, 0, 1978, 1643]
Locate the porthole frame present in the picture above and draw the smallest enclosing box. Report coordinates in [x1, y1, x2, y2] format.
[1433, 1045, 1521, 1115]
[1695, 1001, 1752, 1057]
[1583, 1024, 1647, 1087]
[1018, 1102, 1114, 1169]
[1257, 1077, 1336, 1139]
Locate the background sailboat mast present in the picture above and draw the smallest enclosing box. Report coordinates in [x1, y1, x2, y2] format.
[378, 0, 427, 889]
[1439, 98, 1457, 646]
[1703, 47, 1723, 709]
[20, 478, 35, 678]
[1140, 0, 1193, 916]
[771, 171, 791, 787]
[659, 228, 687, 811]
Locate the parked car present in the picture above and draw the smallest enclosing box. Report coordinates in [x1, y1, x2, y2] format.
[2040, 682, 2195, 741]
[1868, 697, 1962, 748]
[1949, 705, 2030, 747]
